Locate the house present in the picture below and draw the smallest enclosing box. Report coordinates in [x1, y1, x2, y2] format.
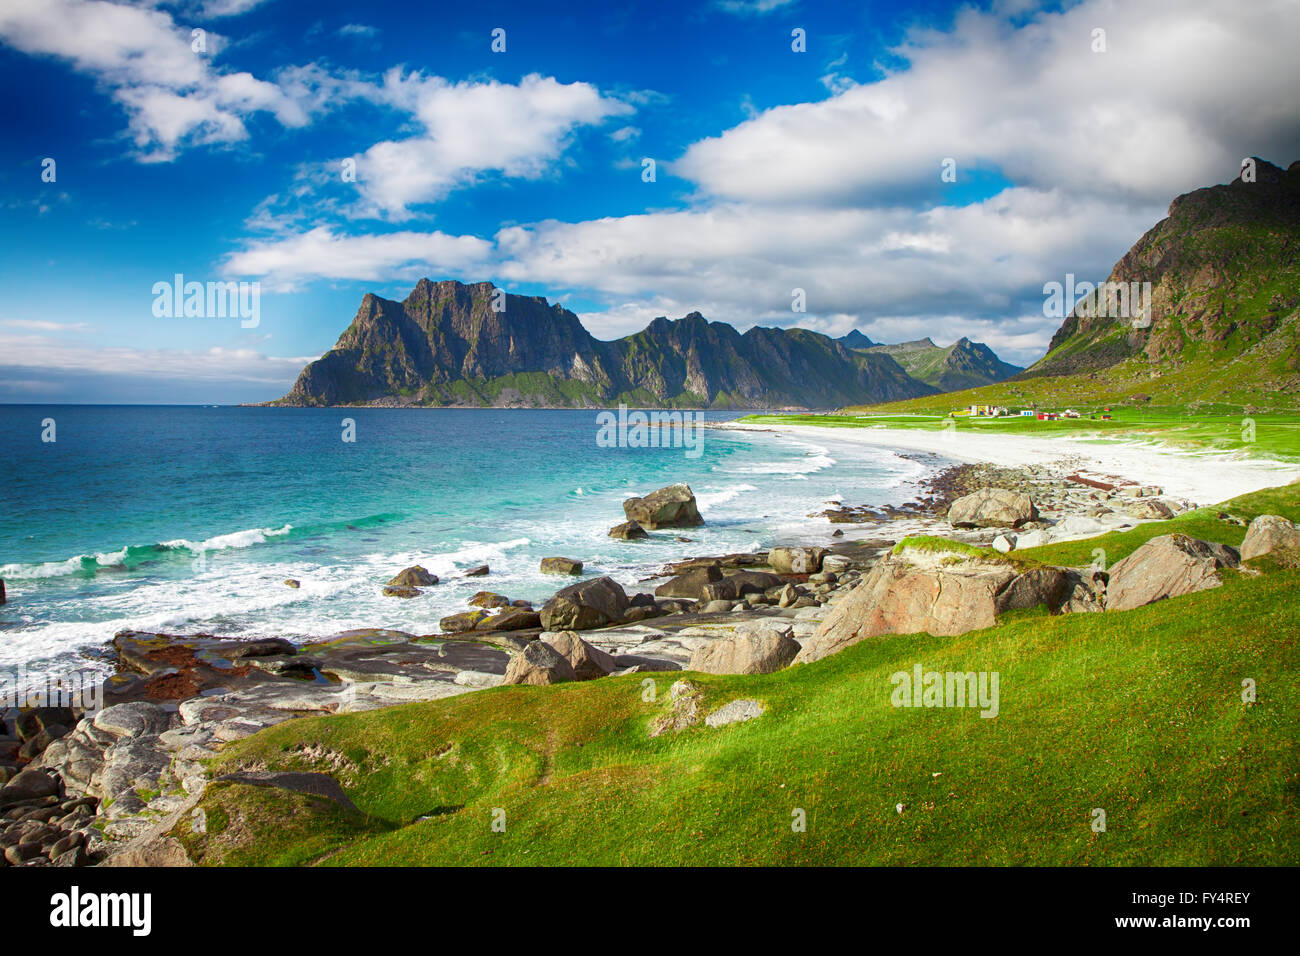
[1020, 410, 1034, 417]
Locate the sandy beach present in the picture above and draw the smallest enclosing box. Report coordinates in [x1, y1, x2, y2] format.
[724, 421, 1300, 507]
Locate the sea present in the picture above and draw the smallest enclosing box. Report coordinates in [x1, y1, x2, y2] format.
[0, 405, 935, 680]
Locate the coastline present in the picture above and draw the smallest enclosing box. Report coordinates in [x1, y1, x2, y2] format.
[721, 420, 1300, 506]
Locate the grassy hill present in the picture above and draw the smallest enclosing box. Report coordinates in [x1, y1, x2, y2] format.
[863, 337, 1023, 392]
[175, 483, 1300, 866]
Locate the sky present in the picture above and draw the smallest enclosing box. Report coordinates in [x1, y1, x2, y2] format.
[1, 0, 1298, 403]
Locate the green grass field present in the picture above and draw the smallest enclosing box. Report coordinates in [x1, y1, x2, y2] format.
[176, 483, 1300, 867]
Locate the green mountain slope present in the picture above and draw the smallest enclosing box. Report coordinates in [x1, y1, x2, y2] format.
[865, 337, 1023, 391]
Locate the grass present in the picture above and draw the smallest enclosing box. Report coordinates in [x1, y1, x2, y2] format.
[175, 482, 1300, 867]
[736, 407, 1300, 462]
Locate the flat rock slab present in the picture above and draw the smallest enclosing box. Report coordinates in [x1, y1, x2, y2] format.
[705, 699, 765, 728]
[216, 771, 359, 814]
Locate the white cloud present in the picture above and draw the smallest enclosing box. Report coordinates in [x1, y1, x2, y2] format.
[224, 225, 494, 289]
[345, 71, 633, 219]
[714, 0, 798, 16]
[676, 0, 1300, 206]
[0, 0, 360, 160]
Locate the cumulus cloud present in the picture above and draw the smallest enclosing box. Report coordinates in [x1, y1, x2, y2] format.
[0, 0, 340, 160]
[343, 71, 633, 220]
[676, 0, 1300, 205]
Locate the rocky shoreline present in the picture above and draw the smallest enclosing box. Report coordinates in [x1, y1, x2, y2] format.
[5, 458, 1296, 868]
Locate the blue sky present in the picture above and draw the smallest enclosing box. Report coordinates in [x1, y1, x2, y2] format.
[1, 0, 1298, 403]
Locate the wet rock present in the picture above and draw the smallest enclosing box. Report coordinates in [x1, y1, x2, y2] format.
[475, 607, 542, 632]
[463, 564, 490, 577]
[608, 520, 648, 540]
[768, 547, 826, 574]
[382, 585, 423, 598]
[387, 565, 439, 587]
[540, 556, 584, 575]
[623, 483, 704, 530]
[655, 563, 722, 600]
[440, 609, 489, 633]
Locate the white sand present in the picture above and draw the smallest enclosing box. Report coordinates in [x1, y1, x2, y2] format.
[724, 421, 1300, 507]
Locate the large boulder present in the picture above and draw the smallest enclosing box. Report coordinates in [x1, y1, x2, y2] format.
[540, 576, 630, 631]
[768, 547, 826, 574]
[994, 567, 1073, 614]
[387, 565, 438, 587]
[1106, 534, 1239, 612]
[795, 552, 1016, 664]
[1240, 514, 1300, 561]
[947, 488, 1039, 529]
[654, 563, 722, 600]
[689, 621, 800, 675]
[502, 641, 576, 686]
[540, 557, 584, 575]
[440, 609, 490, 633]
[545, 631, 616, 680]
[475, 607, 542, 632]
[724, 569, 785, 594]
[622, 484, 704, 530]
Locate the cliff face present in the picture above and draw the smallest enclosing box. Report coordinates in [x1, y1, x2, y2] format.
[1024, 158, 1300, 384]
[275, 281, 937, 409]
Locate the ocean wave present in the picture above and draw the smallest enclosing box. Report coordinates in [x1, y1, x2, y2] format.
[695, 484, 758, 509]
[0, 524, 294, 579]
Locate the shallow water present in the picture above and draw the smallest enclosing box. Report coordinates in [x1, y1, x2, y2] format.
[0, 406, 935, 676]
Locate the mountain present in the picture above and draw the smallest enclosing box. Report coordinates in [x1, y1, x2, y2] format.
[1018, 157, 1300, 401]
[273, 279, 937, 409]
[836, 329, 876, 349]
[863, 337, 1023, 392]
[842, 158, 1300, 413]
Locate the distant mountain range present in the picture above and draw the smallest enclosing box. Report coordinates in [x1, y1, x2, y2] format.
[840, 335, 1023, 391]
[271, 280, 962, 409]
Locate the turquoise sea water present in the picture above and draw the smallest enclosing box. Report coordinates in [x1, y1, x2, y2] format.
[0, 406, 934, 678]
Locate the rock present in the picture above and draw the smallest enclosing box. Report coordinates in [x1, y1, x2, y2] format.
[382, 585, 423, 598]
[608, 520, 648, 540]
[724, 569, 785, 594]
[654, 563, 722, 599]
[284, 579, 300, 589]
[621, 606, 665, 623]
[622, 483, 704, 530]
[705, 699, 765, 728]
[795, 553, 1016, 664]
[0, 768, 60, 810]
[545, 631, 616, 680]
[501, 641, 577, 686]
[0, 578, 5, 605]
[700, 579, 740, 602]
[947, 488, 1039, 528]
[992, 534, 1015, 554]
[387, 565, 439, 587]
[1240, 514, 1300, 561]
[649, 680, 703, 737]
[440, 609, 489, 633]
[768, 546, 826, 574]
[469, 591, 512, 608]
[1120, 498, 1175, 520]
[1106, 534, 1239, 611]
[1014, 529, 1051, 549]
[540, 556, 584, 575]
[101, 835, 192, 867]
[701, 600, 734, 614]
[689, 621, 800, 675]
[475, 607, 542, 632]
[464, 564, 490, 576]
[92, 701, 173, 739]
[540, 576, 630, 630]
[229, 638, 298, 659]
[994, 567, 1072, 614]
